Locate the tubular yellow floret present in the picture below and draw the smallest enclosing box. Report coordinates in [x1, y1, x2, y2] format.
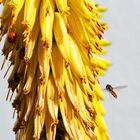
[22, 0, 40, 43]
[39, 0, 55, 48]
[55, 0, 69, 13]
[8, 0, 25, 27]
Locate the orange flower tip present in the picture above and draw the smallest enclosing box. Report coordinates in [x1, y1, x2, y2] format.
[89, 79, 95, 85]
[33, 133, 37, 139]
[65, 61, 70, 68]
[22, 21, 30, 30]
[11, 13, 15, 18]
[72, 105, 79, 114]
[84, 2, 93, 12]
[22, 27, 30, 42]
[87, 107, 97, 119]
[46, 5, 51, 16]
[69, 135, 75, 140]
[36, 105, 43, 115]
[85, 121, 94, 129]
[23, 88, 30, 95]
[58, 92, 64, 101]
[41, 38, 50, 48]
[66, 25, 71, 34]
[34, 136, 39, 140]
[86, 129, 97, 140]
[90, 111, 97, 119]
[39, 75, 46, 85]
[88, 94, 94, 102]
[51, 119, 59, 127]
[97, 33, 102, 39]
[7, 31, 17, 43]
[95, 42, 103, 52]
[85, 126, 95, 136]
[24, 56, 30, 64]
[80, 77, 86, 84]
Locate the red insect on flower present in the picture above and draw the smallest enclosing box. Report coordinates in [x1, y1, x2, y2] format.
[7, 31, 17, 43]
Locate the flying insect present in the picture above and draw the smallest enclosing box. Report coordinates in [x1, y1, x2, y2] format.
[105, 84, 127, 98]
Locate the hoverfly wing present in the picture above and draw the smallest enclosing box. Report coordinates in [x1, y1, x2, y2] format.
[102, 85, 127, 99]
[102, 85, 128, 91]
[112, 85, 128, 90]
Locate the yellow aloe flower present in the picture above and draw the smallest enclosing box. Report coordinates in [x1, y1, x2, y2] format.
[0, 0, 111, 139]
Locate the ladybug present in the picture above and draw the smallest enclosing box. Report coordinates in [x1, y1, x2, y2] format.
[7, 31, 17, 43]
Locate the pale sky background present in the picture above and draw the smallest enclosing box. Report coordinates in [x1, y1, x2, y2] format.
[0, 0, 140, 139]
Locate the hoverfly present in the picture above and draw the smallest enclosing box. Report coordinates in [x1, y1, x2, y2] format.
[104, 84, 127, 98]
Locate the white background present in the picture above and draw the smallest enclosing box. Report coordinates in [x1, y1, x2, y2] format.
[97, 0, 140, 140]
[0, 0, 140, 139]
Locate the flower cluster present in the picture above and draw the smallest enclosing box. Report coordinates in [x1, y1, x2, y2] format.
[0, 0, 111, 139]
